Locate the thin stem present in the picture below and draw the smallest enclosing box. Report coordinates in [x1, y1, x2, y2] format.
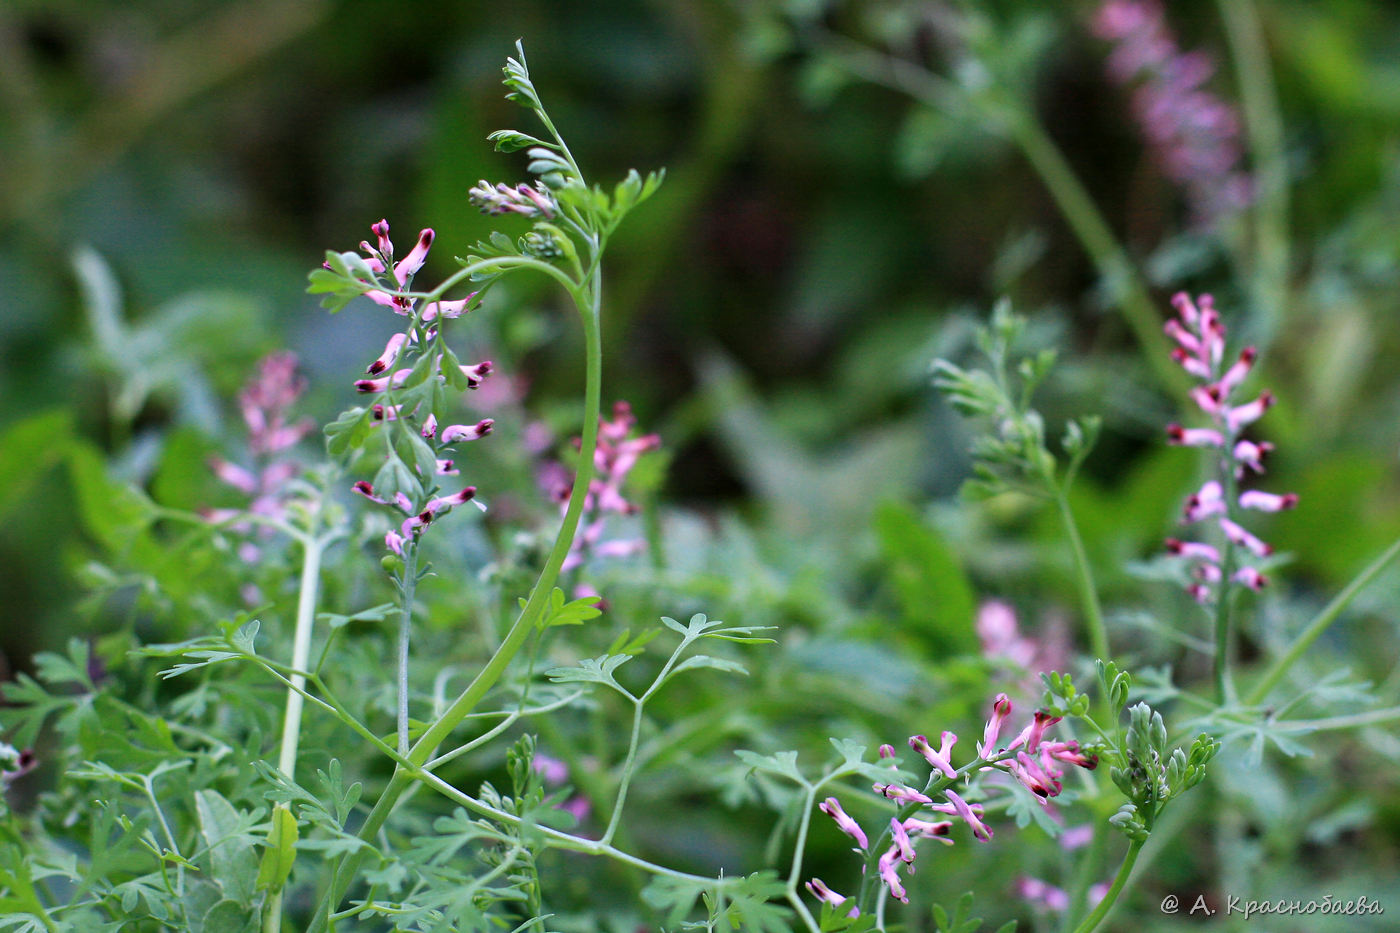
[1247, 533, 1400, 705]
[1054, 486, 1109, 661]
[265, 531, 325, 933]
[1217, 0, 1289, 344]
[601, 700, 646, 846]
[1004, 114, 1185, 396]
[278, 535, 325, 775]
[397, 545, 420, 756]
[1069, 838, 1144, 933]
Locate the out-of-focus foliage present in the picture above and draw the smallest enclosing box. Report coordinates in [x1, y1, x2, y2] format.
[3, 0, 1400, 930]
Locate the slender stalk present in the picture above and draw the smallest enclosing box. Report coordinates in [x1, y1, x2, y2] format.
[1069, 838, 1144, 933]
[1247, 533, 1400, 705]
[397, 544, 420, 756]
[265, 529, 326, 933]
[600, 700, 646, 846]
[1002, 113, 1183, 393]
[1054, 487, 1109, 661]
[1217, 0, 1289, 343]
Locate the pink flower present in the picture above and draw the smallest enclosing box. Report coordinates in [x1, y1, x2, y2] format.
[1183, 480, 1226, 523]
[873, 782, 933, 806]
[440, 419, 495, 443]
[1017, 877, 1070, 913]
[1161, 294, 1293, 602]
[978, 693, 1014, 758]
[1238, 490, 1298, 512]
[1007, 710, 1062, 755]
[909, 732, 958, 779]
[1093, 1, 1252, 226]
[1219, 518, 1273, 558]
[1165, 538, 1220, 563]
[1166, 423, 1224, 448]
[818, 797, 869, 850]
[805, 879, 858, 917]
[877, 847, 909, 902]
[367, 333, 410, 375]
[553, 401, 661, 574]
[942, 789, 993, 841]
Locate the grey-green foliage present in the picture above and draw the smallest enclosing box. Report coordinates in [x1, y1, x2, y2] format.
[1042, 662, 1220, 844]
[932, 301, 1100, 499]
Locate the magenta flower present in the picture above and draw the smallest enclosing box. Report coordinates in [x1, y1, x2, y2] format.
[978, 693, 1014, 758]
[549, 401, 661, 574]
[804, 878, 858, 917]
[818, 797, 869, 850]
[1162, 293, 1296, 603]
[877, 846, 910, 903]
[203, 353, 315, 592]
[910, 732, 958, 779]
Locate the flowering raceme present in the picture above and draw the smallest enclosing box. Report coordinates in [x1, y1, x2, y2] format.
[807, 694, 1097, 911]
[546, 401, 661, 576]
[1162, 293, 1296, 603]
[332, 219, 495, 555]
[204, 353, 316, 601]
[1093, 0, 1251, 225]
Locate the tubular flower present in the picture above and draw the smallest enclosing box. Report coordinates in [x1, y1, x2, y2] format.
[805, 879, 858, 918]
[818, 797, 869, 851]
[1161, 293, 1296, 604]
[816, 698, 1096, 913]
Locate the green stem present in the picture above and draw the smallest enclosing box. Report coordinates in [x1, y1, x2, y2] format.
[397, 544, 420, 756]
[1069, 838, 1144, 933]
[1217, 0, 1289, 343]
[1247, 533, 1400, 705]
[1003, 113, 1185, 396]
[601, 700, 645, 846]
[307, 281, 605, 933]
[811, 27, 1186, 395]
[264, 530, 324, 933]
[1055, 487, 1109, 661]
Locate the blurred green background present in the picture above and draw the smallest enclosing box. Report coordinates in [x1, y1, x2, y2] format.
[4, 0, 1400, 731]
[5, 2, 1400, 928]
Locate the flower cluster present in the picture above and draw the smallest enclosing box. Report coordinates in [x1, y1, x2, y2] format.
[806, 694, 1097, 911]
[349, 219, 477, 321]
[204, 353, 315, 594]
[1163, 293, 1296, 602]
[337, 220, 495, 556]
[1092, 0, 1251, 225]
[468, 180, 557, 219]
[548, 401, 661, 576]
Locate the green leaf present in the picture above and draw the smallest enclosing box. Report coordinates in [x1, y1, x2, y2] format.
[528, 588, 602, 629]
[873, 501, 977, 653]
[254, 805, 299, 894]
[0, 410, 73, 522]
[318, 603, 395, 630]
[734, 749, 804, 784]
[201, 899, 255, 933]
[544, 655, 633, 692]
[487, 129, 553, 152]
[195, 790, 259, 904]
[669, 655, 749, 678]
